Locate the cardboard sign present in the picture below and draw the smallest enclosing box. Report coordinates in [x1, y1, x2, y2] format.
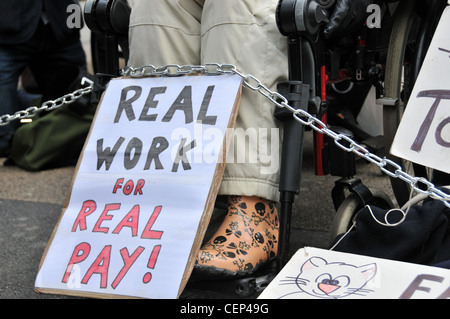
[391, 6, 450, 174]
[35, 74, 242, 299]
[258, 247, 450, 299]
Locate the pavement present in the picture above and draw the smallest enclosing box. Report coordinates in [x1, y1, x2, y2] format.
[0, 131, 395, 299]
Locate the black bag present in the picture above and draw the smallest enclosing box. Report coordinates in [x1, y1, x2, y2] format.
[331, 191, 450, 266]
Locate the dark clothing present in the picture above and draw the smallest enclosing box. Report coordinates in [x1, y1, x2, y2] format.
[331, 189, 450, 267]
[0, 0, 82, 44]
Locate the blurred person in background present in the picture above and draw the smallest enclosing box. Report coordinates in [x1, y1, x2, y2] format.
[0, 0, 86, 157]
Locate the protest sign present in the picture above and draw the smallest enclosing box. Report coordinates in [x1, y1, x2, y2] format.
[259, 247, 450, 299]
[391, 6, 450, 174]
[35, 74, 242, 298]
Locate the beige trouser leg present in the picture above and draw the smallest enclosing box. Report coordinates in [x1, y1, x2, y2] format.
[128, 0, 288, 202]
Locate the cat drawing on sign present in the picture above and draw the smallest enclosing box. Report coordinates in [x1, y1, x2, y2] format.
[279, 256, 377, 299]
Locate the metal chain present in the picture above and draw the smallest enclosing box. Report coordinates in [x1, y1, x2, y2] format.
[123, 63, 450, 208]
[0, 78, 94, 127]
[2, 64, 449, 208]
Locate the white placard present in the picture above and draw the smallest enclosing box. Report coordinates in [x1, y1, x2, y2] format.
[35, 74, 242, 299]
[258, 247, 450, 299]
[391, 6, 450, 174]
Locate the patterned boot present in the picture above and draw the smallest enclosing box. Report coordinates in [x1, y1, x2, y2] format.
[194, 195, 279, 277]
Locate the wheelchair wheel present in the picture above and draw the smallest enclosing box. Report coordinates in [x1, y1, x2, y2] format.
[329, 188, 394, 245]
[383, 0, 447, 207]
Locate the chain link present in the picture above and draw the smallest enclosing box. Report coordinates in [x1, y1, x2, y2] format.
[120, 63, 237, 77]
[0, 79, 93, 127]
[2, 64, 449, 208]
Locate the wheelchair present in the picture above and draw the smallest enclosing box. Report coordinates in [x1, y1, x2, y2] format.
[83, 0, 450, 297]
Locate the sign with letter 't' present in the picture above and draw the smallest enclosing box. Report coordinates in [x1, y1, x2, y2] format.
[391, 6, 450, 175]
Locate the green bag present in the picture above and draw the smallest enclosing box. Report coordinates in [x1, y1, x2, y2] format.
[9, 101, 96, 171]
[8, 68, 97, 171]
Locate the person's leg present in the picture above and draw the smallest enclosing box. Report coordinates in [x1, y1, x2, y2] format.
[28, 22, 86, 101]
[128, 0, 202, 67]
[127, 0, 288, 276]
[201, 0, 288, 202]
[0, 46, 29, 156]
[195, 0, 288, 276]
